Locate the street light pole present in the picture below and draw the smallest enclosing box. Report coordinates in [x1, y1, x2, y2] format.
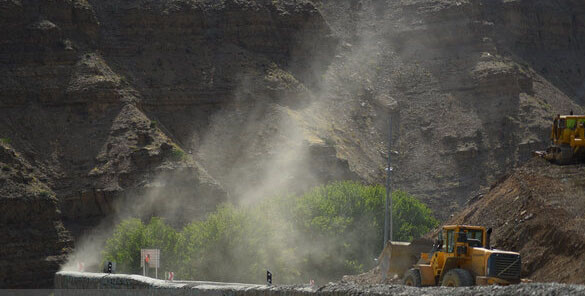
[384, 116, 393, 248]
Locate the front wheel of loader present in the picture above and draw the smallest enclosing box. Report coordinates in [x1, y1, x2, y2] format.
[556, 145, 573, 165]
[403, 268, 422, 287]
[441, 269, 474, 287]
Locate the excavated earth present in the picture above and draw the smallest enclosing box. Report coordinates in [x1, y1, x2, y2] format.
[344, 157, 585, 285]
[448, 157, 585, 284]
[2, 0, 585, 289]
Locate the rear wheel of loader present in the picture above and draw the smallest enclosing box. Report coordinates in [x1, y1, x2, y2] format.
[441, 269, 474, 287]
[403, 268, 422, 287]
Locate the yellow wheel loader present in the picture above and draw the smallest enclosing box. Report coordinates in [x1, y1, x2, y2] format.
[379, 225, 521, 287]
[537, 114, 585, 164]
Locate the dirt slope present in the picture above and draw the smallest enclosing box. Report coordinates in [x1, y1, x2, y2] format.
[448, 157, 585, 284]
[346, 157, 585, 285]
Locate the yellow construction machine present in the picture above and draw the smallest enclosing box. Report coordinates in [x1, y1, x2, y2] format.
[537, 114, 585, 164]
[379, 225, 521, 287]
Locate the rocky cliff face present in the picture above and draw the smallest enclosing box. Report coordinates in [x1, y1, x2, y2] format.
[0, 142, 72, 288]
[0, 0, 339, 288]
[2, 0, 585, 288]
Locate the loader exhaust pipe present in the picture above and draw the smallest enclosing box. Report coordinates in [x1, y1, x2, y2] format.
[486, 228, 492, 249]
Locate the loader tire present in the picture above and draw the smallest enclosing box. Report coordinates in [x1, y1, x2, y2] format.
[441, 269, 474, 287]
[403, 268, 422, 287]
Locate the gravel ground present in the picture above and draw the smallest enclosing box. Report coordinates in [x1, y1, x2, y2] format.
[317, 283, 585, 296]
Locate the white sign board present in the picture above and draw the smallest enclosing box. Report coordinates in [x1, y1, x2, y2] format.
[140, 249, 160, 268]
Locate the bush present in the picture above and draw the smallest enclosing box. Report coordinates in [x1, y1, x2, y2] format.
[39, 190, 52, 199]
[0, 138, 11, 145]
[169, 145, 186, 161]
[102, 182, 438, 283]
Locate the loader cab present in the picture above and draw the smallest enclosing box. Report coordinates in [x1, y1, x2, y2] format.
[441, 225, 486, 252]
[552, 115, 585, 144]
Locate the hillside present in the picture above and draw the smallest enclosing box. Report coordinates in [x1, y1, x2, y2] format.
[313, 0, 585, 215]
[1, 0, 585, 288]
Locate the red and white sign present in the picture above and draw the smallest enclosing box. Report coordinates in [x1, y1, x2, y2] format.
[140, 249, 160, 268]
[167, 271, 174, 281]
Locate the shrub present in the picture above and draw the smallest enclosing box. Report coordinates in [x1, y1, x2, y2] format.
[169, 145, 186, 161]
[39, 190, 51, 198]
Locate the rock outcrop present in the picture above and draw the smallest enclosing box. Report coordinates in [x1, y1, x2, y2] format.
[0, 142, 72, 288]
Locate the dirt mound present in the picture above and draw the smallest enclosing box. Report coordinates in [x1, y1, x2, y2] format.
[341, 266, 402, 286]
[344, 157, 585, 285]
[446, 157, 585, 284]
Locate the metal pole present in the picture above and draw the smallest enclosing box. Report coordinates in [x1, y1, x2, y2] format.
[389, 120, 393, 243]
[384, 116, 393, 247]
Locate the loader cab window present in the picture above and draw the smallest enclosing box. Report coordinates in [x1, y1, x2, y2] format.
[463, 229, 483, 247]
[465, 229, 483, 242]
[567, 119, 577, 129]
[447, 230, 455, 253]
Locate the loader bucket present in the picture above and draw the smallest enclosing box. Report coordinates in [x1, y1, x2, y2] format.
[378, 238, 433, 280]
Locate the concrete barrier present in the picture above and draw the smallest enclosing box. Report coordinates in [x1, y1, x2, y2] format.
[54, 271, 315, 296]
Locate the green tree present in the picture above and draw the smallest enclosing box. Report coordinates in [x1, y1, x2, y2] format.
[179, 203, 301, 283]
[391, 190, 439, 241]
[291, 181, 385, 280]
[102, 217, 181, 275]
[102, 218, 146, 274]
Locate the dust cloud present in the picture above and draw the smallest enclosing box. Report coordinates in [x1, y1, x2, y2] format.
[61, 0, 393, 282]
